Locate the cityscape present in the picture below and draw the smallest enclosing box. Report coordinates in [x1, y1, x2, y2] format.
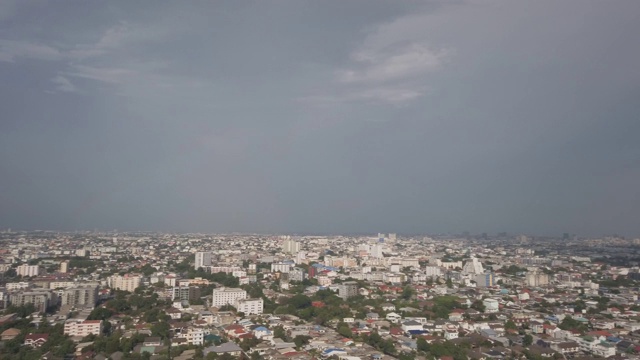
[2, 231, 640, 360]
[2, 1, 640, 360]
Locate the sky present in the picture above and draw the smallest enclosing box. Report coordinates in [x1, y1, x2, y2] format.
[1, 1, 639, 237]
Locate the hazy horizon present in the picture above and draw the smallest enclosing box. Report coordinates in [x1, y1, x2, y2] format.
[2, 1, 640, 237]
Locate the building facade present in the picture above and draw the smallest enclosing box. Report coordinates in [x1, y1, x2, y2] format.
[236, 298, 264, 315]
[64, 319, 102, 337]
[16, 265, 39, 277]
[211, 287, 247, 308]
[195, 252, 213, 270]
[61, 285, 99, 308]
[107, 274, 142, 292]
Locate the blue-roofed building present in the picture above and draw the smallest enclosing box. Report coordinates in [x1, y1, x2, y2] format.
[408, 330, 428, 335]
[545, 315, 560, 323]
[322, 348, 347, 357]
[607, 336, 621, 343]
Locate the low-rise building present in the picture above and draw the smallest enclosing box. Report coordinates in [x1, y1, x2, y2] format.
[64, 319, 102, 337]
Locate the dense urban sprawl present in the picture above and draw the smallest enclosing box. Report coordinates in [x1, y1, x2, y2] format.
[2, 231, 640, 360]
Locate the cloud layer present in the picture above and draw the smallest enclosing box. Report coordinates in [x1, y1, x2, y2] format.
[1, 1, 639, 236]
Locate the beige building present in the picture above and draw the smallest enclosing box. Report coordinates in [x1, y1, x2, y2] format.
[107, 274, 142, 292]
[64, 319, 102, 337]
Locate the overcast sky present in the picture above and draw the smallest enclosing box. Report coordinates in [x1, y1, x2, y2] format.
[1, 1, 639, 236]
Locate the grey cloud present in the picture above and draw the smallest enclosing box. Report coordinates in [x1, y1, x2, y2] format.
[1, 0, 639, 236]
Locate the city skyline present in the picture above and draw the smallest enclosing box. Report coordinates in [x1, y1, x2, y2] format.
[1, 1, 640, 236]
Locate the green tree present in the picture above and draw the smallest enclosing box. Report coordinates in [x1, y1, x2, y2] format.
[88, 307, 113, 321]
[273, 326, 287, 340]
[151, 321, 170, 339]
[293, 335, 312, 349]
[401, 286, 415, 300]
[417, 337, 430, 352]
[337, 322, 353, 338]
[505, 320, 517, 330]
[523, 334, 533, 346]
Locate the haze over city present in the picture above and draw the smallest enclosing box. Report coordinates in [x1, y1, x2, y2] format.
[1, 1, 640, 236]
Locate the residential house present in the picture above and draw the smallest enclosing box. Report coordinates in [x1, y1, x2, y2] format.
[24, 333, 49, 347]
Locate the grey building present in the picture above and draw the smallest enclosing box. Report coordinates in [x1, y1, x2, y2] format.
[61, 285, 99, 308]
[338, 281, 358, 300]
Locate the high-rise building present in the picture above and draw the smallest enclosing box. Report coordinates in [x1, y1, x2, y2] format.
[289, 267, 306, 282]
[195, 252, 213, 270]
[338, 281, 359, 300]
[59, 261, 69, 273]
[236, 298, 264, 315]
[424, 266, 442, 277]
[473, 273, 495, 287]
[16, 264, 39, 277]
[211, 287, 247, 308]
[171, 286, 201, 302]
[462, 257, 484, 275]
[247, 263, 257, 274]
[526, 272, 550, 287]
[9, 290, 57, 312]
[271, 262, 293, 273]
[282, 237, 300, 254]
[61, 285, 99, 308]
[107, 274, 142, 292]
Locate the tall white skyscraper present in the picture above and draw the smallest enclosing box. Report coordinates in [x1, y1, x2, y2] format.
[282, 238, 300, 254]
[195, 252, 213, 270]
[462, 257, 484, 275]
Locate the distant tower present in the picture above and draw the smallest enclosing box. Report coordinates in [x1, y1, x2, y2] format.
[282, 238, 300, 255]
[60, 261, 69, 273]
[113, 237, 118, 245]
[195, 252, 213, 270]
[462, 257, 484, 275]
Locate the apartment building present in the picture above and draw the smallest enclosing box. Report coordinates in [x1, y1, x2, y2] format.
[9, 290, 57, 312]
[61, 285, 99, 308]
[64, 319, 102, 337]
[211, 287, 246, 307]
[107, 274, 142, 292]
[195, 251, 213, 270]
[236, 298, 264, 315]
[186, 328, 204, 345]
[16, 264, 39, 277]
